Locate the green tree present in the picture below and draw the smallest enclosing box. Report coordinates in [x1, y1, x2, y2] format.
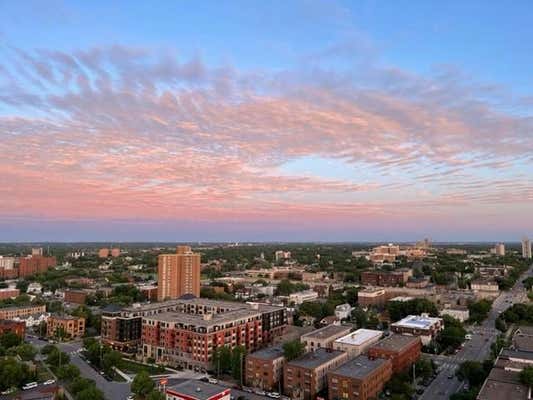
[520, 366, 533, 387]
[131, 371, 155, 399]
[102, 350, 123, 374]
[57, 364, 81, 381]
[146, 390, 165, 400]
[0, 332, 22, 349]
[231, 345, 247, 382]
[282, 340, 306, 361]
[75, 386, 105, 400]
[456, 361, 488, 386]
[14, 343, 37, 361]
[213, 346, 232, 374]
[46, 347, 70, 367]
[69, 377, 95, 396]
[415, 357, 434, 380]
[0, 357, 33, 391]
[468, 300, 492, 324]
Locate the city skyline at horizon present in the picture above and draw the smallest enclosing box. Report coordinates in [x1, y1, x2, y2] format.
[1, 1, 532, 242]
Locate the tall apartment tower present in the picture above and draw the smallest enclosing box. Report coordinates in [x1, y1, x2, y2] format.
[157, 246, 201, 301]
[522, 237, 532, 259]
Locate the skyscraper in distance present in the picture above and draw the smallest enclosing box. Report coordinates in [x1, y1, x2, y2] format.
[522, 237, 532, 259]
[157, 245, 201, 301]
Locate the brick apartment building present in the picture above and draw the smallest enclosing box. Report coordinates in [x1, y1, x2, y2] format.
[0, 320, 26, 337]
[284, 348, 348, 400]
[0, 288, 20, 300]
[64, 289, 88, 305]
[245, 346, 285, 391]
[333, 329, 383, 359]
[0, 256, 17, 279]
[300, 324, 352, 352]
[158, 246, 201, 300]
[101, 298, 287, 359]
[361, 269, 412, 287]
[142, 307, 262, 370]
[367, 334, 421, 373]
[47, 315, 85, 339]
[357, 288, 387, 308]
[0, 304, 47, 320]
[327, 355, 392, 400]
[19, 255, 56, 277]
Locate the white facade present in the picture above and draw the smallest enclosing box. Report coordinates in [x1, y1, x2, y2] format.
[26, 282, 43, 294]
[440, 307, 470, 322]
[289, 290, 318, 305]
[334, 303, 353, 320]
[333, 328, 382, 358]
[13, 312, 50, 328]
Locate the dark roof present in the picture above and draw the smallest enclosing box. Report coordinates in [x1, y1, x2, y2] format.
[287, 348, 346, 369]
[167, 380, 227, 400]
[329, 355, 389, 380]
[179, 293, 197, 300]
[501, 349, 533, 361]
[101, 304, 124, 313]
[369, 334, 420, 352]
[248, 346, 284, 361]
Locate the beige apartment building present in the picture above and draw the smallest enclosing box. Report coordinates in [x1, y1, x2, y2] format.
[158, 246, 201, 300]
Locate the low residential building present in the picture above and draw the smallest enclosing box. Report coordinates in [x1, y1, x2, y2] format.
[284, 348, 348, 400]
[328, 355, 392, 400]
[64, 289, 87, 304]
[47, 315, 85, 339]
[405, 277, 430, 288]
[13, 312, 50, 328]
[0, 288, 19, 300]
[513, 326, 533, 352]
[477, 355, 530, 400]
[334, 303, 353, 320]
[0, 304, 47, 320]
[245, 346, 285, 391]
[367, 334, 422, 373]
[358, 288, 386, 308]
[440, 306, 469, 322]
[26, 282, 43, 294]
[471, 279, 500, 299]
[166, 380, 231, 400]
[301, 324, 352, 352]
[333, 329, 382, 359]
[289, 290, 318, 305]
[0, 319, 26, 337]
[390, 314, 443, 345]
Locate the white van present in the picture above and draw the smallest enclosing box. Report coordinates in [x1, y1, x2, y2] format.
[22, 382, 38, 390]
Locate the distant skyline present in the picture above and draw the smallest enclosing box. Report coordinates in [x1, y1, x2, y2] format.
[1, 1, 532, 242]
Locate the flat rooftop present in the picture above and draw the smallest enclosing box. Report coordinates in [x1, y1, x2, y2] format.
[335, 329, 382, 346]
[248, 346, 284, 361]
[301, 324, 351, 340]
[500, 349, 533, 361]
[287, 348, 346, 369]
[330, 355, 389, 379]
[369, 334, 420, 352]
[167, 380, 228, 400]
[391, 315, 441, 330]
[146, 308, 261, 327]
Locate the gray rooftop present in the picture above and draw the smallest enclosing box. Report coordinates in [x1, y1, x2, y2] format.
[145, 308, 261, 327]
[301, 324, 351, 340]
[329, 355, 389, 380]
[287, 348, 346, 369]
[248, 346, 284, 361]
[369, 334, 420, 352]
[167, 380, 227, 400]
[501, 349, 533, 361]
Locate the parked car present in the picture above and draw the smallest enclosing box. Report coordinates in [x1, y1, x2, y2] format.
[208, 378, 218, 384]
[22, 382, 38, 391]
[254, 389, 266, 396]
[43, 380, 56, 385]
[267, 392, 281, 398]
[127, 395, 135, 400]
[242, 387, 254, 393]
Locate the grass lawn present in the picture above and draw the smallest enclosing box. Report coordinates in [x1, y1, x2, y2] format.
[120, 359, 170, 375]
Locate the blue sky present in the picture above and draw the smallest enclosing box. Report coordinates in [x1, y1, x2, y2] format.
[0, 0, 532, 241]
